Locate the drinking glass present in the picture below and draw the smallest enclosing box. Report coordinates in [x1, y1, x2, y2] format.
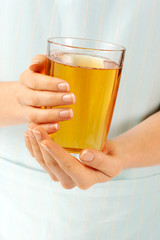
[45, 37, 125, 153]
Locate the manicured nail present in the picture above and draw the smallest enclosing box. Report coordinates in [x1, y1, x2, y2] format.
[80, 150, 94, 161]
[49, 123, 59, 130]
[28, 130, 35, 138]
[58, 83, 70, 91]
[63, 93, 76, 104]
[31, 59, 40, 65]
[40, 143, 50, 151]
[32, 130, 41, 141]
[60, 109, 74, 118]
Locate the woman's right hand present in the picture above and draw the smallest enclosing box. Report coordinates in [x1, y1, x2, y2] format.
[16, 55, 76, 133]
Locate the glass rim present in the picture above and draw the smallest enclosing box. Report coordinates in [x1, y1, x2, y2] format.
[47, 37, 126, 52]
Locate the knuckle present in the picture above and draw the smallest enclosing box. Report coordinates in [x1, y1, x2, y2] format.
[31, 91, 39, 106]
[28, 122, 37, 129]
[19, 70, 29, 84]
[47, 160, 59, 169]
[49, 94, 58, 106]
[48, 95, 53, 104]
[47, 80, 55, 90]
[33, 75, 39, 90]
[41, 163, 50, 172]
[16, 91, 22, 104]
[42, 139, 50, 146]
[48, 110, 54, 122]
[61, 163, 73, 172]
[16, 84, 30, 106]
[28, 111, 37, 123]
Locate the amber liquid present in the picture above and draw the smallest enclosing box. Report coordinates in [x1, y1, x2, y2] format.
[45, 53, 122, 153]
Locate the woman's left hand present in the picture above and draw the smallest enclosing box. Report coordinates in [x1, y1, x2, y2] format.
[24, 123, 123, 189]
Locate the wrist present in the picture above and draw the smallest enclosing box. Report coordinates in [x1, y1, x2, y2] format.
[112, 136, 133, 170]
[110, 113, 160, 169]
[0, 81, 27, 126]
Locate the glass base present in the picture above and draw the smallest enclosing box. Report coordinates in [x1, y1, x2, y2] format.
[64, 147, 82, 154]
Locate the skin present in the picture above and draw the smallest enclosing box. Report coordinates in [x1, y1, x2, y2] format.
[24, 110, 160, 190]
[23, 56, 160, 190]
[0, 55, 76, 129]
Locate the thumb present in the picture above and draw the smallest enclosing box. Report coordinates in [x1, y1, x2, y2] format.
[79, 149, 122, 178]
[29, 54, 47, 73]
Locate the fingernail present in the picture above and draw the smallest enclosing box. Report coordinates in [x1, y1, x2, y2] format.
[63, 93, 76, 104]
[28, 130, 35, 138]
[31, 130, 41, 141]
[58, 83, 70, 91]
[80, 150, 94, 161]
[60, 109, 74, 118]
[40, 143, 50, 151]
[49, 123, 59, 130]
[31, 59, 40, 65]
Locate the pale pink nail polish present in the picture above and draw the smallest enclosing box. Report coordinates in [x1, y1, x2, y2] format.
[49, 123, 59, 130]
[32, 130, 41, 141]
[81, 150, 94, 161]
[63, 93, 76, 104]
[40, 143, 49, 151]
[28, 130, 35, 138]
[60, 109, 74, 118]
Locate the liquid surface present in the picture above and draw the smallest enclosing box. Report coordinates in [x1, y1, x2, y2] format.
[45, 53, 122, 153]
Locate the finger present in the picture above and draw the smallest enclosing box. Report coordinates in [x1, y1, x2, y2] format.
[79, 149, 122, 178]
[26, 107, 74, 124]
[20, 88, 76, 107]
[27, 122, 60, 134]
[38, 142, 76, 189]
[29, 54, 47, 73]
[28, 126, 76, 189]
[37, 122, 60, 134]
[28, 123, 113, 185]
[27, 129, 46, 168]
[27, 130, 58, 181]
[29, 124, 98, 189]
[24, 132, 35, 157]
[21, 70, 70, 92]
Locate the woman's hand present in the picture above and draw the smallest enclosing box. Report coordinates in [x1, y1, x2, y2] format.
[16, 55, 76, 131]
[24, 111, 160, 189]
[24, 123, 123, 189]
